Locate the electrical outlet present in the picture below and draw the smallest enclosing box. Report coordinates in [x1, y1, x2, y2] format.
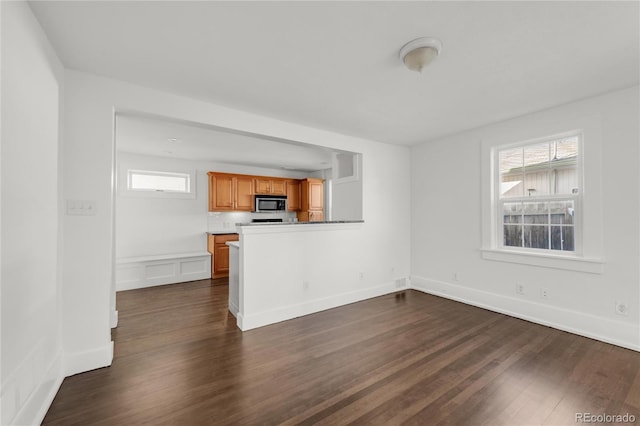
[359, 272, 364, 280]
[516, 283, 525, 295]
[615, 301, 628, 316]
[541, 288, 549, 299]
[303, 281, 309, 290]
[453, 272, 459, 282]
[395, 278, 405, 288]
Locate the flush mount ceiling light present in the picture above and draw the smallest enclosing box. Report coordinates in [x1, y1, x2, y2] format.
[399, 37, 442, 73]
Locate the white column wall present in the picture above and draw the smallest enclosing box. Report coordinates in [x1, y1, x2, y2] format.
[1, 2, 65, 424]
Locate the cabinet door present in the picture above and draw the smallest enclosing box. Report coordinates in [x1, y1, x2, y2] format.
[235, 177, 254, 211]
[309, 210, 324, 222]
[308, 180, 324, 211]
[209, 174, 234, 211]
[210, 234, 238, 278]
[213, 244, 230, 277]
[254, 178, 271, 194]
[271, 179, 286, 195]
[286, 180, 301, 211]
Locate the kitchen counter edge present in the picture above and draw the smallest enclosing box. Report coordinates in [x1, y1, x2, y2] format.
[236, 220, 364, 227]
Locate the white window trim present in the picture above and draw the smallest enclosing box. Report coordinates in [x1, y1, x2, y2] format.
[118, 164, 196, 199]
[480, 115, 604, 274]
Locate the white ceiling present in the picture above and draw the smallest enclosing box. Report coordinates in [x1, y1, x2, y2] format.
[30, 1, 639, 146]
[116, 113, 334, 172]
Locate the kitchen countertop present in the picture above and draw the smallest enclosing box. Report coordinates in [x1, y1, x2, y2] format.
[206, 231, 239, 235]
[236, 220, 364, 227]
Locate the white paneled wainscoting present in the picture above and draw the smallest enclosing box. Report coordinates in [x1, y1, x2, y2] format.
[115, 252, 211, 291]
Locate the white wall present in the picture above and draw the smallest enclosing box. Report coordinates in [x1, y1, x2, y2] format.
[62, 69, 411, 376]
[411, 86, 640, 350]
[1, 2, 65, 424]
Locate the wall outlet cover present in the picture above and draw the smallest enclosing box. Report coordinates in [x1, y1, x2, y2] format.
[540, 288, 549, 299]
[615, 301, 628, 316]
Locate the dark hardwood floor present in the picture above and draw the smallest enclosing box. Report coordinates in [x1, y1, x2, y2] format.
[43, 280, 640, 425]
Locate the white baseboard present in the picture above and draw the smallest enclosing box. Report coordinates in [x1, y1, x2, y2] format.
[410, 275, 640, 352]
[229, 300, 239, 318]
[11, 354, 63, 426]
[238, 280, 406, 331]
[64, 341, 114, 377]
[111, 309, 119, 328]
[1, 345, 64, 426]
[116, 252, 211, 291]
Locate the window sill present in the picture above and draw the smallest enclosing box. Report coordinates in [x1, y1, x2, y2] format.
[480, 248, 603, 274]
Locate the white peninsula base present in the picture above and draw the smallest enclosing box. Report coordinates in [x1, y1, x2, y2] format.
[226, 241, 240, 317]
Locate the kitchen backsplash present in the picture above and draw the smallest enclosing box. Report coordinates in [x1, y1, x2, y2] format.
[207, 211, 297, 233]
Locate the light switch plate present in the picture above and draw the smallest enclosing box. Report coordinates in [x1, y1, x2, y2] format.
[66, 200, 97, 216]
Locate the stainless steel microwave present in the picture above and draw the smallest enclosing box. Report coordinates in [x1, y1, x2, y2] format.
[254, 195, 287, 212]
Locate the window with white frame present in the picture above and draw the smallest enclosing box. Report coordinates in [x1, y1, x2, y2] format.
[120, 167, 196, 199]
[127, 169, 191, 193]
[495, 132, 581, 254]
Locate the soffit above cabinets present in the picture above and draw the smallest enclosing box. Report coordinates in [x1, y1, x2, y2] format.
[115, 113, 336, 173]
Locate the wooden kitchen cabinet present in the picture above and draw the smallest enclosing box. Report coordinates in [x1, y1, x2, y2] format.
[235, 176, 254, 210]
[298, 210, 324, 222]
[209, 173, 234, 211]
[207, 233, 239, 279]
[254, 177, 286, 195]
[297, 178, 325, 222]
[286, 179, 301, 212]
[208, 172, 254, 212]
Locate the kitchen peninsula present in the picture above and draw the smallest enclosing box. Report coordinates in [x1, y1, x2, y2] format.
[224, 219, 401, 333]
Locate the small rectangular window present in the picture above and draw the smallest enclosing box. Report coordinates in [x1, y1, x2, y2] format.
[127, 170, 191, 193]
[496, 133, 581, 253]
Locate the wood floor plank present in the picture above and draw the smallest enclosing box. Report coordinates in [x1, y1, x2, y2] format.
[43, 282, 640, 425]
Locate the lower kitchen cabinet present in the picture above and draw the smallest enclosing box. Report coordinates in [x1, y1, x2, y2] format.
[297, 210, 324, 222]
[207, 233, 239, 279]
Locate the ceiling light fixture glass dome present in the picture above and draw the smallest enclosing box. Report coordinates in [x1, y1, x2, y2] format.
[400, 37, 442, 73]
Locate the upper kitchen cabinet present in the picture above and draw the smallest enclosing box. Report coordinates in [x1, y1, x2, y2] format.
[286, 179, 301, 212]
[235, 176, 254, 210]
[208, 172, 254, 212]
[298, 178, 325, 222]
[254, 177, 286, 195]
